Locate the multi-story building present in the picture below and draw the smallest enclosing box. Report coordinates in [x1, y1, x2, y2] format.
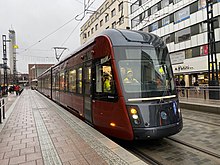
[130, 0, 220, 86]
[80, 0, 130, 44]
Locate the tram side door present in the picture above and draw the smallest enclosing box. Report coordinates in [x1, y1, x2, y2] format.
[83, 61, 93, 123]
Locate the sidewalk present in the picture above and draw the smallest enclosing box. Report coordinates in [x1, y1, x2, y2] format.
[0, 89, 145, 165]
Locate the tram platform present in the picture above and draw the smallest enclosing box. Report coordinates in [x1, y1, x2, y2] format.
[179, 97, 220, 114]
[0, 89, 146, 165]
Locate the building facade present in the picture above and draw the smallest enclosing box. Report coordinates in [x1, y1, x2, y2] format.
[129, 0, 220, 86]
[28, 64, 54, 84]
[80, 0, 130, 44]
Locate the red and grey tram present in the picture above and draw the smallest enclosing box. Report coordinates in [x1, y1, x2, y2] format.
[38, 29, 183, 140]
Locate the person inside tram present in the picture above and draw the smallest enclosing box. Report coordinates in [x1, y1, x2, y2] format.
[120, 67, 127, 80]
[123, 70, 139, 84]
[103, 73, 111, 93]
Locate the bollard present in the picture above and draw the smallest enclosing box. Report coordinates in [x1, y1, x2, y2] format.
[0, 101, 2, 124]
[2, 99, 5, 119]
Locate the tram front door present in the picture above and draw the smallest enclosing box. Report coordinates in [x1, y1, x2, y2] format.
[83, 61, 93, 123]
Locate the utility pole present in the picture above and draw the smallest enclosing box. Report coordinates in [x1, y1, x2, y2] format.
[206, 0, 219, 99]
[2, 35, 8, 96]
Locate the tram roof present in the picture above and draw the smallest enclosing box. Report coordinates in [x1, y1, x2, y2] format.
[52, 29, 166, 68]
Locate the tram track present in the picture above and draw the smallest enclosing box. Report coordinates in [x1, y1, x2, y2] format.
[183, 117, 220, 127]
[166, 137, 220, 159]
[123, 145, 163, 165]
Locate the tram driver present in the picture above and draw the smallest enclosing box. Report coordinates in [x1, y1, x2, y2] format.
[123, 70, 139, 84]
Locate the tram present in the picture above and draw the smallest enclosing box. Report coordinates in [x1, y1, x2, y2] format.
[38, 29, 183, 140]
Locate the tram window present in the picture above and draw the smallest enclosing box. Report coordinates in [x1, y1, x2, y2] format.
[95, 59, 116, 97]
[65, 71, 68, 92]
[69, 69, 76, 93]
[52, 74, 56, 90]
[60, 71, 65, 91]
[77, 68, 83, 94]
[55, 73, 59, 90]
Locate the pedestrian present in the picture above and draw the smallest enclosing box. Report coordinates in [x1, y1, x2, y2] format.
[14, 84, 20, 96]
[180, 78, 185, 96]
[194, 80, 200, 93]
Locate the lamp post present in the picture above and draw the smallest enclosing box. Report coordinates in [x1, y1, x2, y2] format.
[2, 35, 10, 96]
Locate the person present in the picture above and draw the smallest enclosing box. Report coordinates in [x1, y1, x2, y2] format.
[180, 79, 185, 96]
[194, 80, 200, 93]
[123, 70, 139, 84]
[14, 84, 20, 96]
[103, 73, 111, 93]
[120, 67, 126, 80]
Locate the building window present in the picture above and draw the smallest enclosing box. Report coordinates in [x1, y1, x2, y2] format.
[185, 49, 193, 59]
[111, 8, 116, 17]
[142, 26, 149, 32]
[118, 2, 123, 12]
[131, 15, 140, 28]
[106, 26, 109, 29]
[119, 16, 124, 25]
[198, 0, 206, 10]
[100, 8, 103, 14]
[151, 4, 158, 15]
[141, 0, 148, 4]
[199, 22, 207, 33]
[105, 14, 109, 22]
[150, 22, 158, 32]
[174, 0, 182, 4]
[162, 16, 170, 26]
[174, 6, 190, 23]
[95, 24, 98, 30]
[88, 31, 90, 37]
[162, 34, 171, 44]
[200, 44, 208, 56]
[100, 19, 103, 27]
[131, 0, 139, 14]
[105, 2, 109, 9]
[175, 27, 191, 43]
[112, 22, 116, 28]
[161, 0, 169, 8]
[91, 28, 94, 34]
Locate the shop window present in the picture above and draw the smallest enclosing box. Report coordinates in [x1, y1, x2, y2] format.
[77, 68, 83, 94]
[175, 27, 191, 43]
[174, 6, 190, 24]
[69, 69, 76, 93]
[95, 57, 117, 100]
[162, 16, 170, 26]
[185, 49, 192, 59]
[161, 0, 169, 8]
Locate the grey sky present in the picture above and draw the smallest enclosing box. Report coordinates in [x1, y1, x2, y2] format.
[0, 0, 104, 73]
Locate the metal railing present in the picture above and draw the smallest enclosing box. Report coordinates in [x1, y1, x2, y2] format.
[176, 86, 220, 100]
[0, 98, 6, 123]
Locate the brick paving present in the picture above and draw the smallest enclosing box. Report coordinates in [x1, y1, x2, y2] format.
[0, 89, 145, 165]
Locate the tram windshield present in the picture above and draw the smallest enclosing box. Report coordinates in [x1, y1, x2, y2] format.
[115, 46, 176, 99]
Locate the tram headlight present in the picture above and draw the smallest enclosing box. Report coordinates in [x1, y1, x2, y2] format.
[128, 106, 141, 125]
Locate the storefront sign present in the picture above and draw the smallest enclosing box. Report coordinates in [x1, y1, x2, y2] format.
[170, 51, 185, 64]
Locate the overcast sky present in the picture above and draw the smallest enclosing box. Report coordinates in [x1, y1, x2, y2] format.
[0, 0, 105, 73]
